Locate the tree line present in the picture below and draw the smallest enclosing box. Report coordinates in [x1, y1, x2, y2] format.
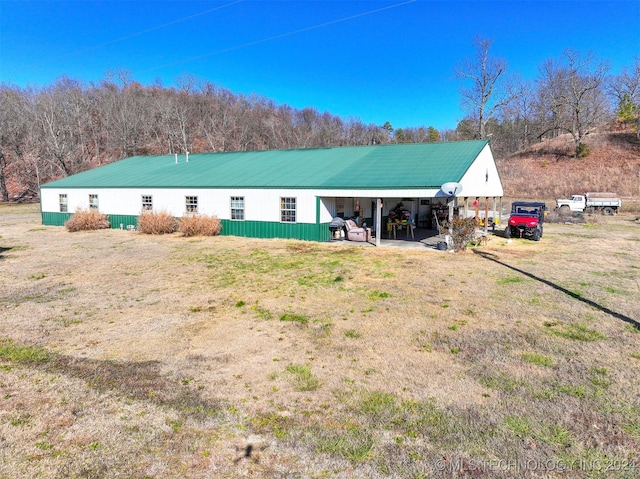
[0, 70, 441, 202]
[1, 41, 638, 202]
[454, 38, 639, 159]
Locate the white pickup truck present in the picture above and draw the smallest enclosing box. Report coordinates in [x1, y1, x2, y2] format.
[556, 192, 621, 215]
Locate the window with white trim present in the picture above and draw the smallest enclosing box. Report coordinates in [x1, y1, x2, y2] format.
[231, 196, 244, 220]
[185, 196, 198, 213]
[142, 195, 153, 211]
[280, 197, 296, 223]
[89, 194, 99, 210]
[59, 194, 68, 213]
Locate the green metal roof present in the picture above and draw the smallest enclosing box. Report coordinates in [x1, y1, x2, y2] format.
[41, 140, 489, 190]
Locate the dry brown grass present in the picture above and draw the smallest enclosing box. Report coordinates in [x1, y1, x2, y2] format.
[1, 203, 639, 478]
[497, 123, 640, 212]
[178, 213, 222, 237]
[64, 208, 111, 232]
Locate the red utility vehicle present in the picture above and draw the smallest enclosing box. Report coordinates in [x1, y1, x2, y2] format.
[504, 201, 546, 241]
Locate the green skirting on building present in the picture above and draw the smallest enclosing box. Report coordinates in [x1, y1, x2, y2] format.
[41, 212, 332, 242]
[41, 211, 74, 226]
[41, 212, 139, 230]
[220, 220, 331, 242]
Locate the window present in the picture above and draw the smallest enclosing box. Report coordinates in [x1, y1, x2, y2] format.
[59, 194, 68, 213]
[142, 195, 153, 211]
[185, 196, 198, 213]
[280, 197, 296, 223]
[89, 194, 99, 210]
[231, 196, 244, 220]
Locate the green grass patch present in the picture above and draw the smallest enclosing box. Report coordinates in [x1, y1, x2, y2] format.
[368, 290, 390, 300]
[344, 329, 361, 339]
[602, 285, 628, 295]
[496, 276, 524, 285]
[556, 383, 586, 398]
[280, 313, 309, 325]
[10, 416, 31, 426]
[358, 391, 400, 423]
[285, 364, 321, 391]
[521, 352, 554, 367]
[588, 367, 612, 390]
[622, 421, 640, 439]
[503, 415, 532, 437]
[549, 323, 605, 342]
[351, 393, 452, 440]
[250, 412, 291, 439]
[479, 373, 526, 392]
[537, 423, 573, 448]
[0, 339, 50, 363]
[313, 425, 375, 461]
[251, 305, 273, 320]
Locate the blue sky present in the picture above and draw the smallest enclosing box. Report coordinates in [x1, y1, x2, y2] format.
[1, 0, 638, 131]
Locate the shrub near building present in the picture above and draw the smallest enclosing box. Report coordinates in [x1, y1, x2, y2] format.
[137, 210, 177, 234]
[178, 214, 222, 237]
[65, 209, 110, 232]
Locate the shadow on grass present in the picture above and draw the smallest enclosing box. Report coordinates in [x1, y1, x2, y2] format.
[41, 355, 226, 419]
[0, 246, 14, 259]
[473, 249, 640, 330]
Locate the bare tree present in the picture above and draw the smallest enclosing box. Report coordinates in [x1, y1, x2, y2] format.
[456, 36, 520, 139]
[33, 78, 86, 177]
[536, 50, 611, 156]
[609, 57, 640, 138]
[0, 85, 31, 200]
[99, 75, 151, 157]
[498, 78, 536, 152]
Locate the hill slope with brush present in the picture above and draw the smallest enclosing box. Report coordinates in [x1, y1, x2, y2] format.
[497, 122, 639, 208]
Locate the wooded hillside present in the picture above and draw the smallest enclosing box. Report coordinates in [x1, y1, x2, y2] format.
[1, 50, 638, 203]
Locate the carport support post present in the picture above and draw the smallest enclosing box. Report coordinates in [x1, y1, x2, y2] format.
[484, 197, 489, 234]
[375, 198, 382, 247]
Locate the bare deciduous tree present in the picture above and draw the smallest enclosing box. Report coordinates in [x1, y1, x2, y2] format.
[456, 36, 520, 139]
[536, 50, 611, 156]
[609, 57, 640, 138]
[0, 85, 31, 200]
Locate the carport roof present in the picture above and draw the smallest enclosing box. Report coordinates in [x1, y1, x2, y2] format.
[41, 140, 490, 190]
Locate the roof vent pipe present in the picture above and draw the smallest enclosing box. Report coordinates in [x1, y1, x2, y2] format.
[186, 151, 189, 163]
[174, 153, 178, 164]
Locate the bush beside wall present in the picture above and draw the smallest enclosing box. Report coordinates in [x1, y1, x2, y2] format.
[137, 210, 177, 234]
[178, 214, 222, 237]
[65, 209, 111, 232]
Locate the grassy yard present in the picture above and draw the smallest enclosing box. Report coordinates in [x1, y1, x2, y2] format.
[0, 203, 639, 478]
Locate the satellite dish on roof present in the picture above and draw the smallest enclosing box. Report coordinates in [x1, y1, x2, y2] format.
[440, 182, 462, 197]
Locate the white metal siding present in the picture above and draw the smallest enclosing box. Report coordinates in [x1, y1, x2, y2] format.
[458, 145, 504, 197]
[42, 188, 324, 224]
